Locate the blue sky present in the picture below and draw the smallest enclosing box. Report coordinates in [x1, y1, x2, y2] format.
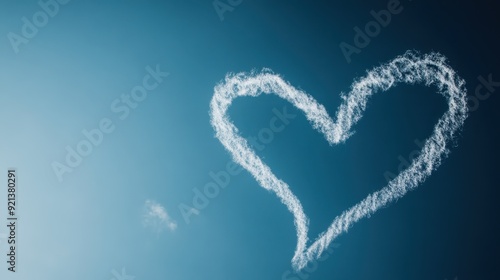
[0, 0, 499, 279]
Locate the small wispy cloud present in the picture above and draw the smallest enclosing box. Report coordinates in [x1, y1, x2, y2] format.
[143, 200, 177, 234]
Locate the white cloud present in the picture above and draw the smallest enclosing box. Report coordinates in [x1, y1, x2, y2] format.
[143, 200, 177, 233]
[209, 51, 468, 270]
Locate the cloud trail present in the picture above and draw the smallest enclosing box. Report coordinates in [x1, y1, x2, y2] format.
[209, 51, 468, 270]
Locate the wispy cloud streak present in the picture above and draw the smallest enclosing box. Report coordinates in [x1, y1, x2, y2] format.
[143, 200, 177, 233]
[209, 51, 468, 270]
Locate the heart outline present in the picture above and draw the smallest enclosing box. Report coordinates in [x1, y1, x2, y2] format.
[209, 51, 468, 270]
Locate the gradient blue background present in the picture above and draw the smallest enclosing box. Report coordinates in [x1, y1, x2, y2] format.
[0, 0, 498, 279]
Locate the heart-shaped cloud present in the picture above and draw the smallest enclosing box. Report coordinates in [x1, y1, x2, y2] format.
[209, 51, 468, 271]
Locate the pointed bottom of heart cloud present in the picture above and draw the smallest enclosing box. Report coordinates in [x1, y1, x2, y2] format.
[210, 51, 468, 271]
